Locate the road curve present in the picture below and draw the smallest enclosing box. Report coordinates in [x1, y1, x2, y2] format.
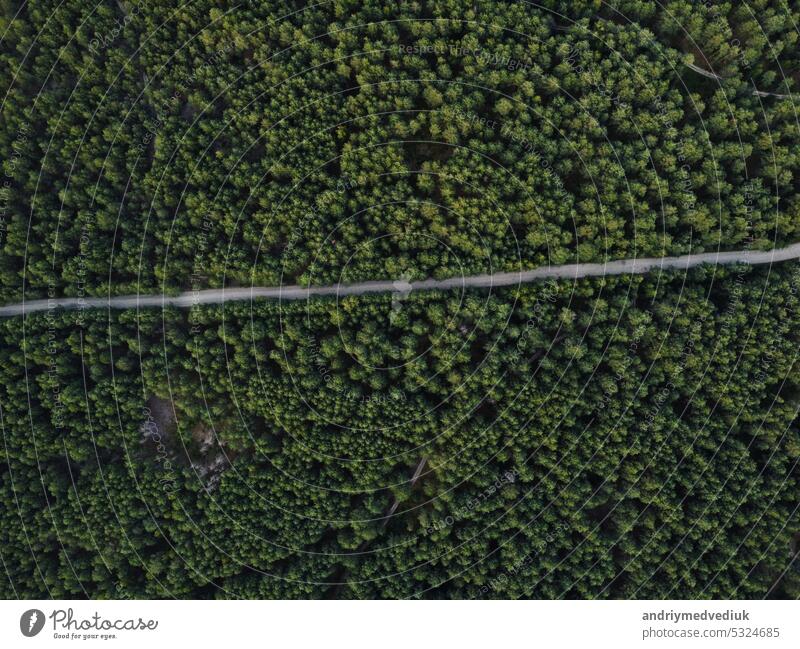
[2, 243, 800, 317]
[684, 62, 795, 99]
[553, 18, 796, 100]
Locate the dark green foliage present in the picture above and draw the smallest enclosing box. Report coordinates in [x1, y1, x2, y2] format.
[2, 1, 800, 300]
[1, 266, 799, 598]
[1, 0, 799, 600]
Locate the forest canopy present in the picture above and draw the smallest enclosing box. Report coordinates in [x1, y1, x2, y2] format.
[1, 0, 800, 600]
[2, 0, 800, 298]
[2, 266, 799, 598]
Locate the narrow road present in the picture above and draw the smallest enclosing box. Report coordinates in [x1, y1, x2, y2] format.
[2, 243, 800, 317]
[684, 62, 795, 99]
[381, 457, 428, 528]
[552, 18, 796, 100]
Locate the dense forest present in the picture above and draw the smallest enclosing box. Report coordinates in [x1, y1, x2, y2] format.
[2, 0, 800, 600]
[2, 0, 800, 299]
[1, 266, 799, 598]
